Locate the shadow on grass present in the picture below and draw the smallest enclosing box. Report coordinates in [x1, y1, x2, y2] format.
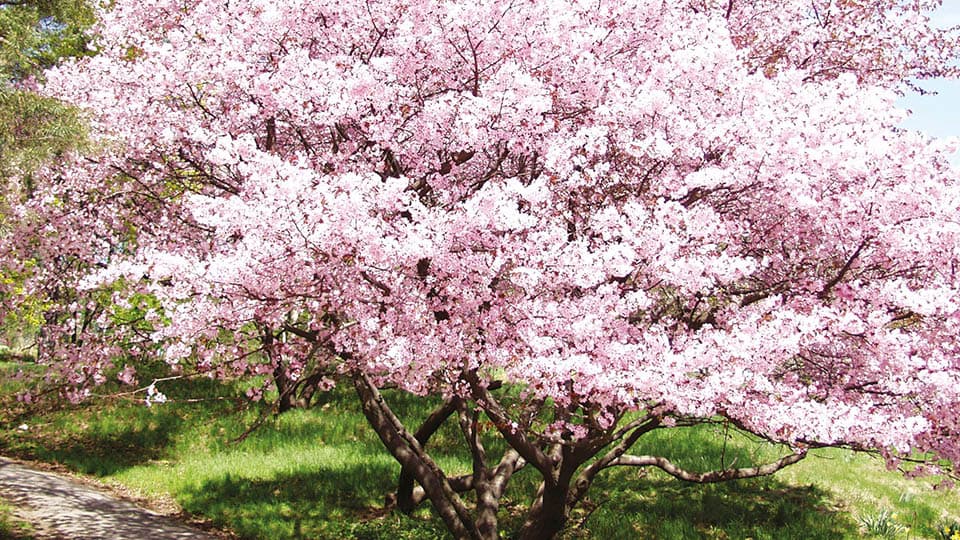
[19, 411, 184, 476]
[173, 449, 861, 540]
[0, 373, 246, 476]
[581, 472, 860, 539]
[570, 424, 862, 539]
[166, 388, 868, 539]
[0, 376, 914, 539]
[177, 460, 448, 540]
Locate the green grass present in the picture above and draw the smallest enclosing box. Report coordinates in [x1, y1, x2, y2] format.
[0, 500, 34, 540]
[578, 425, 960, 539]
[1, 362, 958, 539]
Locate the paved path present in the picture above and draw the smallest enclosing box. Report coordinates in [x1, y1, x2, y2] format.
[0, 456, 220, 539]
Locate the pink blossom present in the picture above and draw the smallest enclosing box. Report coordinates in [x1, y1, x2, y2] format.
[3, 0, 959, 506]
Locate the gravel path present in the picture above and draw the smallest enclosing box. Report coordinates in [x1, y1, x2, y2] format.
[0, 456, 221, 539]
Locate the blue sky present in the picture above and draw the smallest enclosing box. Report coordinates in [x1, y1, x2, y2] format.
[896, 3, 960, 162]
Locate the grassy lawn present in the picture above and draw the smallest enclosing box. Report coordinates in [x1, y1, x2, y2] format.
[1, 360, 958, 539]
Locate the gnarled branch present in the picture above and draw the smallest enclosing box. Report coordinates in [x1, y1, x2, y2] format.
[396, 395, 461, 513]
[464, 369, 556, 480]
[352, 372, 480, 540]
[610, 449, 808, 483]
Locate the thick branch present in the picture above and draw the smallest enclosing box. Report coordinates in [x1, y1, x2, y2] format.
[568, 416, 660, 510]
[819, 238, 869, 299]
[264, 116, 276, 152]
[490, 448, 525, 497]
[610, 449, 807, 483]
[352, 372, 480, 540]
[401, 451, 526, 511]
[402, 473, 476, 508]
[360, 270, 392, 296]
[281, 323, 318, 341]
[459, 402, 488, 479]
[397, 395, 461, 513]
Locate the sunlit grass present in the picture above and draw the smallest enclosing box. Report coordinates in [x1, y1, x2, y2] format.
[1, 364, 958, 539]
[578, 425, 960, 539]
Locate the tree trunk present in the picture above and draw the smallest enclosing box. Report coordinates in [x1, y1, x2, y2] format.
[515, 483, 570, 540]
[397, 396, 461, 513]
[273, 363, 296, 413]
[260, 326, 296, 414]
[351, 372, 481, 540]
[295, 371, 328, 408]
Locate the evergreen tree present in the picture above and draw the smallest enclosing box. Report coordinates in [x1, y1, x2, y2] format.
[0, 0, 93, 354]
[0, 0, 92, 195]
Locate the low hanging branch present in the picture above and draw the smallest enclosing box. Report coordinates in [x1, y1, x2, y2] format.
[610, 449, 808, 483]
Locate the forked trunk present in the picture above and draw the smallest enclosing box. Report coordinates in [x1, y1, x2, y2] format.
[351, 372, 482, 540]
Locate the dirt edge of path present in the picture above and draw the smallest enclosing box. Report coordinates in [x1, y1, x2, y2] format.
[0, 454, 238, 539]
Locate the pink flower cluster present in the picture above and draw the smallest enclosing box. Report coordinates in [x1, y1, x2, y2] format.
[4, 0, 960, 469]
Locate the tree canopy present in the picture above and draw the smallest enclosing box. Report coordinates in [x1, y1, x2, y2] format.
[3, 1, 960, 538]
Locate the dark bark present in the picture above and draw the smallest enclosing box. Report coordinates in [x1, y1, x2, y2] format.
[464, 369, 555, 478]
[273, 366, 296, 413]
[351, 372, 481, 540]
[396, 395, 461, 513]
[292, 371, 327, 407]
[515, 482, 571, 540]
[261, 327, 296, 414]
[354, 367, 809, 540]
[567, 416, 660, 511]
[478, 448, 524, 538]
[355, 371, 531, 539]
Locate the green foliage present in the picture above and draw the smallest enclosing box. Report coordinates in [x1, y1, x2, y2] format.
[0, 0, 94, 181]
[938, 520, 960, 540]
[859, 509, 906, 539]
[0, 0, 95, 81]
[0, 88, 86, 188]
[0, 2, 95, 351]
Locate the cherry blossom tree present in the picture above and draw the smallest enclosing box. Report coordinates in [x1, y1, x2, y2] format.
[4, 0, 960, 538]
